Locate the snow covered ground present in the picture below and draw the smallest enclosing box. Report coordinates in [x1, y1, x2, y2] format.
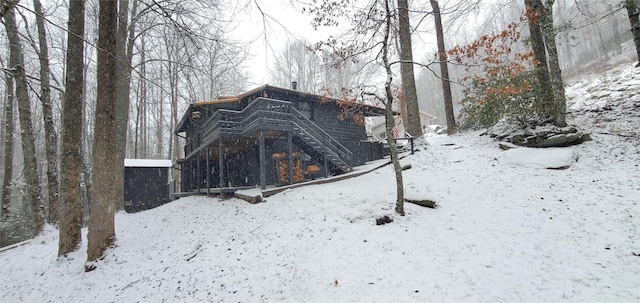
[1, 64, 639, 302]
[567, 63, 640, 139]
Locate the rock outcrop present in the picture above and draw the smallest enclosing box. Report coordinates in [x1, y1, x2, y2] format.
[485, 122, 592, 148]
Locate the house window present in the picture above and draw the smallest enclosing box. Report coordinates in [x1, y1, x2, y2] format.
[297, 101, 313, 120]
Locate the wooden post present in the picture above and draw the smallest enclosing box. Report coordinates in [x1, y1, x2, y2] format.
[206, 147, 210, 196]
[287, 131, 293, 185]
[196, 154, 200, 193]
[259, 131, 266, 190]
[180, 162, 185, 192]
[188, 160, 193, 191]
[324, 146, 329, 178]
[219, 138, 224, 189]
[410, 137, 414, 154]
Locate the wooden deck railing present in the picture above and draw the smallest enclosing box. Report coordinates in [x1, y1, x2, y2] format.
[184, 97, 353, 172]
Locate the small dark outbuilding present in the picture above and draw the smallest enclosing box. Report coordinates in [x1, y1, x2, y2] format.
[124, 159, 173, 213]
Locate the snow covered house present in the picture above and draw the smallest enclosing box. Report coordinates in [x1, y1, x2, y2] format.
[174, 84, 388, 193]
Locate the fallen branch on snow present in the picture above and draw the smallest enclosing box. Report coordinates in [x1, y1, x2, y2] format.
[405, 198, 438, 208]
[185, 242, 203, 261]
[0, 239, 32, 253]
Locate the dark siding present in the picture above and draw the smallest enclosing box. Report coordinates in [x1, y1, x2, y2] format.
[124, 167, 171, 213]
[259, 88, 369, 144]
[312, 102, 367, 144]
[344, 141, 385, 166]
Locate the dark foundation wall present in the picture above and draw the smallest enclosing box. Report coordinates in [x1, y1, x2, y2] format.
[124, 167, 171, 212]
[181, 139, 384, 192]
[344, 141, 385, 166]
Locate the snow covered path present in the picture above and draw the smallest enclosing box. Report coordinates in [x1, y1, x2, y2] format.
[1, 131, 639, 302]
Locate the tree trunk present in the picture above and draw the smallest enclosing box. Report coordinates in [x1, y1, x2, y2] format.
[397, 0, 422, 138]
[384, 0, 404, 216]
[4, 7, 45, 236]
[81, 53, 92, 222]
[157, 68, 164, 159]
[626, 0, 640, 66]
[170, 60, 180, 191]
[33, 0, 60, 224]
[430, 0, 457, 135]
[139, 36, 147, 158]
[58, 0, 85, 257]
[525, 0, 555, 120]
[611, 4, 622, 56]
[86, 0, 118, 267]
[541, 0, 566, 126]
[115, 0, 130, 211]
[1, 58, 15, 246]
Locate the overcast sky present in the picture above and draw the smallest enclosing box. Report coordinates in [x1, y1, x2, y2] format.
[228, 0, 489, 88]
[229, 0, 340, 86]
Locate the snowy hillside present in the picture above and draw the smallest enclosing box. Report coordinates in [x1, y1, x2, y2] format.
[567, 63, 640, 138]
[0, 64, 639, 302]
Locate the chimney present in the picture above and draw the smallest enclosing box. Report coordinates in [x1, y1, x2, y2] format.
[291, 81, 298, 90]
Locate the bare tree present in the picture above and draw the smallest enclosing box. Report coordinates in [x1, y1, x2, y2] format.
[133, 35, 147, 158]
[3, 5, 45, 236]
[59, 0, 85, 257]
[430, 0, 456, 134]
[114, 1, 246, 163]
[321, 51, 378, 100]
[1, 54, 14, 246]
[269, 38, 320, 92]
[86, 0, 118, 268]
[382, 0, 405, 215]
[165, 29, 183, 189]
[115, 0, 139, 210]
[397, 0, 422, 138]
[308, 0, 405, 215]
[32, 0, 60, 224]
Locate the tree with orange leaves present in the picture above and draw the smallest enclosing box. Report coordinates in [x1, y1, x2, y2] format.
[448, 20, 545, 128]
[449, 2, 569, 129]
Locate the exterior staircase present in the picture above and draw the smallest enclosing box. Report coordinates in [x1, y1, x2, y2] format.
[289, 108, 353, 173]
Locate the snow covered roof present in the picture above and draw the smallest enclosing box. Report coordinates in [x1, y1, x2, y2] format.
[124, 159, 172, 168]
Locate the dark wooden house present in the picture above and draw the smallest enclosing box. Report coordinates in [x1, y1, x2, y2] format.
[124, 159, 173, 212]
[174, 84, 386, 193]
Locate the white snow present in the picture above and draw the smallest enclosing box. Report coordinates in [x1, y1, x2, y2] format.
[1, 64, 639, 302]
[503, 147, 577, 169]
[2, 130, 638, 302]
[124, 159, 172, 167]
